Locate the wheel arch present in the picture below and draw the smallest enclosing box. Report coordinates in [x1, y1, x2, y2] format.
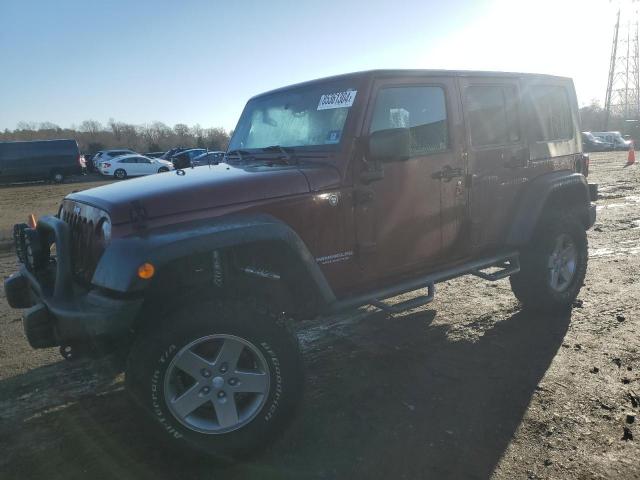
[92, 214, 336, 317]
[506, 171, 591, 247]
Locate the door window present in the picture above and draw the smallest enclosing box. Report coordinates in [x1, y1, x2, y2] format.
[530, 85, 573, 141]
[370, 86, 448, 157]
[466, 85, 520, 147]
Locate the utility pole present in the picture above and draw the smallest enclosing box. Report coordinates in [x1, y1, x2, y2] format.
[605, 3, 640, 129]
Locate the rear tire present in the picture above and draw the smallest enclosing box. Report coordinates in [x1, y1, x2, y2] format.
[114, 168, 127, 180]
[510, 211, 588, 312]
[125, 300, 303, 460]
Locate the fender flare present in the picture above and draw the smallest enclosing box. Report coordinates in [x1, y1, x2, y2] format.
[91, 213, 337, 308]
[506, 171, 591, 247]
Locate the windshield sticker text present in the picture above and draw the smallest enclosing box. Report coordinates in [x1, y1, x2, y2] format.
[317, 90, 357, 110]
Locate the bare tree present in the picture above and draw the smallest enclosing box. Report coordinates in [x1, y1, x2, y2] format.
[0, 119, 231, 154]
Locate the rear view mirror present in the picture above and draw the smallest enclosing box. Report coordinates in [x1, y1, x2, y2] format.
[368, 128, 411, 162]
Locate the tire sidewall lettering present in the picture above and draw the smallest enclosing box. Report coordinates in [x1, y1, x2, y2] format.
[260, 340, 283, 423]
[150, 344, 182, 439]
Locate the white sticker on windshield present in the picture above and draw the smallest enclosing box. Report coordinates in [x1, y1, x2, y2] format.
[317, 90, 357, 110]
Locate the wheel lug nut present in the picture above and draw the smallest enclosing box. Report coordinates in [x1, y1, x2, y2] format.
[201, 369, 211, 377]
[219, 363, 228, 373]
[201, 386, 210, 395]
[217, 390, 226, 398]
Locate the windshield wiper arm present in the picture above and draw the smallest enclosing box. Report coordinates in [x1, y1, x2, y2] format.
[224, 149, 251, 162]
[261, 145, 297, 165]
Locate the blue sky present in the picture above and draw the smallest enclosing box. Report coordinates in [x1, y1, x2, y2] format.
[0, 0, 617, 131]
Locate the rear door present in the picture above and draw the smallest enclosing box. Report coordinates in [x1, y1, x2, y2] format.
[458, 77, 526, 251]
[136, 157, 154, 175]
[354, 76, 466, 280]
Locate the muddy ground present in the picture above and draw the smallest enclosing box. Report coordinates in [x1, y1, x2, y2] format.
[0, 153, 638, 479]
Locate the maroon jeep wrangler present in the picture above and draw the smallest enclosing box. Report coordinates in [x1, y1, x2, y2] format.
[4, 70, 596, 458]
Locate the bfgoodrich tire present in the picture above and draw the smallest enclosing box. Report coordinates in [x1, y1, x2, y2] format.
[510, 211, 588, 312]
[125, 301, 303, 460]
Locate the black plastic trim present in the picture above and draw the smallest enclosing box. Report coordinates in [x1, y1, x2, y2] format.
[92, 213, 337, 307]
[506, 172, 592, 246]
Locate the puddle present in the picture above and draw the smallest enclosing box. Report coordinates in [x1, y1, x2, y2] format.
[591, 239, 640, 258]
[596, 195, 640, 211]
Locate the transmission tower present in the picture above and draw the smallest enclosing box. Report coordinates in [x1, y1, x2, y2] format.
[605, 5, 640, 128]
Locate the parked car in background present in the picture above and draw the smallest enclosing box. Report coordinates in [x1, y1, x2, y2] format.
[160, 147, 187, 160]
[591, 131, 631, 150]
[144, 151, 165, 158]
[581, 132, 610, 152]
[93, 149, 136, 168]
[192, 150, 226, 166]
[171, 148, 207, 168]
[100, 154, 173, 179]
[0, 139, 82, 183]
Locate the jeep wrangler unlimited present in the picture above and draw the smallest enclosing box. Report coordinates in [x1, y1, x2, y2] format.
[4, 70, 597, 458]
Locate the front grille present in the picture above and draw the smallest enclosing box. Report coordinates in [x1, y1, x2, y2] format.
[60, 202, 108, 283]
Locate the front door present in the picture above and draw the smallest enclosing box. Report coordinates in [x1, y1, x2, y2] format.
[457, 77, 527, 250]
[354, 77, 466, 282]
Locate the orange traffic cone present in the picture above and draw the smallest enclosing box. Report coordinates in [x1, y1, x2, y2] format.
[625, 141, 635, 167]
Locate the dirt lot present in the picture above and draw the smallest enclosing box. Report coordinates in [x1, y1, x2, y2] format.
[0, 175, 110, 247]
[0, 154, 638, 479]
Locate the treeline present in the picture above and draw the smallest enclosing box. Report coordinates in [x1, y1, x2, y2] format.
[0, 120, 232, 155]
[579, 101, 632, 132]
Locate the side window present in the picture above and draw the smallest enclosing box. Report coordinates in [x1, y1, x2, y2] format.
[465, 85, 520, 147]
[370, 86, 448, 156]
[530, 85, 573, 141]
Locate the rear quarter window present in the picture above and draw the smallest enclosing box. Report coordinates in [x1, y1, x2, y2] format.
[530, 85, 573, 141]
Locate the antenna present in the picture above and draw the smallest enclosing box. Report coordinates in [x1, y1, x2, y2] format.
[605, 2, 640, 128]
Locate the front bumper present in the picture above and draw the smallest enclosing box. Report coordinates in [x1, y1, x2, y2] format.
[3, 216, 142, 349]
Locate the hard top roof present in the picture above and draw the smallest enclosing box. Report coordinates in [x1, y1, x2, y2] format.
[252, 69, 573, 100]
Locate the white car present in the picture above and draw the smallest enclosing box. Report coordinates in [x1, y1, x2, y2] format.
[93, 149, 136, 168]
[101, 154, 174, 179]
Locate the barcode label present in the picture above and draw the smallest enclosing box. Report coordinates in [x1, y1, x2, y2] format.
[317, 90, 357, 110]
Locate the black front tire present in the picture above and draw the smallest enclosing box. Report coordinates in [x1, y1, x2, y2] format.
[510, 211, 588, 312]
[125, 301, 303, 460]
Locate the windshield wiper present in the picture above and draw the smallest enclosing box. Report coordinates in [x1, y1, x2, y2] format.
[261, 145, 298, 165]
[224, 149, 251, 162]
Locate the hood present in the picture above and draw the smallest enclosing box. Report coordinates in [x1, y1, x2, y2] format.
[67, 162, 340, 224]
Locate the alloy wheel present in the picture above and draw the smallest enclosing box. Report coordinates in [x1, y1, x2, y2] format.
[163, 334, 270, 434]
[547, 233, 578, 292]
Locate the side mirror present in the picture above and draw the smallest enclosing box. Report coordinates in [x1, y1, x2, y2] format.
[368, 128, 411, 162]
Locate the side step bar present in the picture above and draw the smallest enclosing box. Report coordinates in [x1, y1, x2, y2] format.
[370, 283, 435, 314]
[331, 251, 520, 314]
[470, 254, 520, 281]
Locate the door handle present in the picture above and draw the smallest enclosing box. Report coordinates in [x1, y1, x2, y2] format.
[432, 165, 463, 181]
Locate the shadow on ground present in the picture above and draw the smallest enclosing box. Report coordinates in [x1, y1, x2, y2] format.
[0, 308, 571, 480]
